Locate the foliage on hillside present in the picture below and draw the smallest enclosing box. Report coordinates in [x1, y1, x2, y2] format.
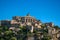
[0, 25, 60, 40]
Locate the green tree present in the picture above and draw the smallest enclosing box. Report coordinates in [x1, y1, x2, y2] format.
[54, 25, 60, 30]
[10, 37, 17, 40]
[41, 28, 51, 40]
[4, 30, 13, 40]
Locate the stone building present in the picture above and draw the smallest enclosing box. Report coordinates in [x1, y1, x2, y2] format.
[12, 13, 37, 23]
[0, 20, 11, 27]
[11, 13, 42, 28]
[45, 22, 54, 27]
[6, 13, 41, 33]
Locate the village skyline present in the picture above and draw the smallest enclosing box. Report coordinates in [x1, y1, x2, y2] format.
[0, 0, 60, 26]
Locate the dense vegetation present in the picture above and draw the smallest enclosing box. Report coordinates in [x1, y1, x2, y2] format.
[0, 25, 60, 40]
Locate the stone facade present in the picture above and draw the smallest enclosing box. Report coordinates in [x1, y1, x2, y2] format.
[12, 14, 37, 23]
[0, 20, 11, 27]
[11, 14, 42, 29]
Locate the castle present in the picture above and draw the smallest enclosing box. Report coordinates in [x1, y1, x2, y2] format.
[0, 13, 60, 40]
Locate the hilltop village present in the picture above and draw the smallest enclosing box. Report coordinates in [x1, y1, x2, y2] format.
[0, 14, 60, 40]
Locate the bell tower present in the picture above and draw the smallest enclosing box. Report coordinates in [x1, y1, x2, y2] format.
[26, 13, 30, 16]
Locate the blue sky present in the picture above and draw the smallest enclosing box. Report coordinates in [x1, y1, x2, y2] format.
[0, 0, 60, 26]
